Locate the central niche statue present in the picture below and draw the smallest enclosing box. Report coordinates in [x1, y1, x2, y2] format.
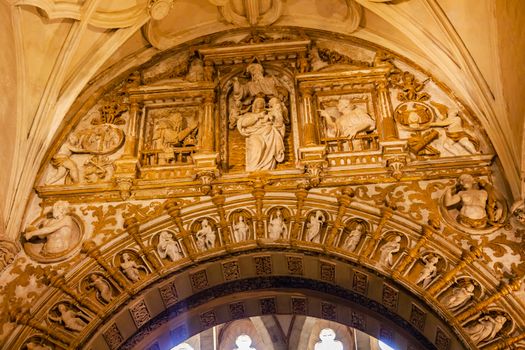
[314, 328, 343, 350]
[229, 62, 289, 172]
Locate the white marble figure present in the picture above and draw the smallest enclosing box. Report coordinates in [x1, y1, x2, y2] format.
[25, 342, 52, 350]
[464, 315, 507, 345]
[89, 274, 113, 303]
[415, 255, 440, 288]
[379, 235, 401, 267]
[314, 328, 343, 350]
[195, 219, 216, 250]
[268, 209, 287, 240]
[305, 211, 325, 243]
[52, 304, 86, 332]
[237, 96, 286, 172]
[343, 223, 365, 252]
[444, 174, 492, 229]
[47, 153, 79, 185]
[120, 253, 143, 282]
[234, 334, 256, 350]
[24, 201, 76, 255]
[442, 282, 475, 310]
[233, 62, 280, 101]
[233, 216, 249, 242]
[157, 230, 183, 261]
[319, 99, 376, 139]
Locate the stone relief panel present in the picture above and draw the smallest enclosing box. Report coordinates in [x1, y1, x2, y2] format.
[141, 107, 200, 167]
[409, 251, 447, 289]
[225, 61, 294, 172]
[438, 277, 482, 313]
[317, 93, 378, 153]
[461, 311, 513, 347]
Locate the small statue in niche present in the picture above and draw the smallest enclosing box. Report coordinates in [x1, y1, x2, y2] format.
[88, 274, 113, 303]
[195, 219, 216, 251]
[430, 101, 479, 155]
[444, 174, 504, 229]
[233, 216, 249, 242]
[342, 223, 365, 252]
[305, 211, 326, 243]
[268, 209, 287, 240]
[442, 281, 475, 310]
[49, 304, 87, 332]
[157, 230, 183, 261]
[120, 252, 145, 282]
[463, 314, 507, 345]
[314, 328, 343, 350]
[47, 153, 79, 185]
[24, 201, 79, 256]
[185, 56, 205, 82]
[233, 334, 256, 350]
[318, 98, 375, 140]
[237, 96, 287, 171]
[415, 254, 440, 288]
[378, 235, 401, 267]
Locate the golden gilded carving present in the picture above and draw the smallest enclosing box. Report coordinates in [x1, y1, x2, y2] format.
[5, 28, 525, 350]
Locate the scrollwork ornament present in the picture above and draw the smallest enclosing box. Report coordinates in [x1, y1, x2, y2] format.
[0, 236, 19, 272]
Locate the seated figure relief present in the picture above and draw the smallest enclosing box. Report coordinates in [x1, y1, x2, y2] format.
[49, 304, 87, 332]
[24, 201, 82, 260]
[157, 230, 184, 261]
[464, 314, 507, 345]
[195, 219, 217, 251]
[319, 98, 376, 140]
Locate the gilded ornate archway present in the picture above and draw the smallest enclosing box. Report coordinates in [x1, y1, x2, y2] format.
[0, 25, 524, 350]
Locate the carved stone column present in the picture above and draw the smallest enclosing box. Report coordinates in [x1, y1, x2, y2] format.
[376, 79, 408, 180]
[360, 206, 394, 259]
[211, 187, 232, 247]
[392, 223, 436, 278]
[298, 88, 327, 186]
[113, 100, 143, 199]
[193, 94, 219, 171]
[325, 187, 354, 247]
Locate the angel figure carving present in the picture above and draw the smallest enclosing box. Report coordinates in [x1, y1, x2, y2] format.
[50, 304, 87, 332]
[430, 101, 480, 155]
[157, 230, 183, 261]
[268, 209, 287, 240]
[305, 211, 325, 243]
[415, 255, 440, 288]
[319, 99, 375, 139]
